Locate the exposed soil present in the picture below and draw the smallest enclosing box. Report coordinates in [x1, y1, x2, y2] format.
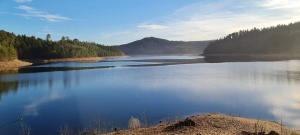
[106, 114, 300, 135]
[41, 57, 104, 63]
[0, 59, 32, 71]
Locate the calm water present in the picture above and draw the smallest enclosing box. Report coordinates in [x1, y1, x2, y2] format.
[1, 56, 300, 134]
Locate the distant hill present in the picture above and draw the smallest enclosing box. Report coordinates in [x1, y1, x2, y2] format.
[115, 37, 210, 55]
[204, 22, 300, 59]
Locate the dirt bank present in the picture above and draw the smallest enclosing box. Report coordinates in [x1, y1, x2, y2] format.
[107, 114, 300, 135]
[40, 57, 104, 63]
[0, 59, 32, 71]
[38, 56, 127, 63]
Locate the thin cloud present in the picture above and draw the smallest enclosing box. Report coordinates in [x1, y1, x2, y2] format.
[16, 5, 71, 22]
[99, 0, 300, 45]
[17, 5, 33, 11]
[137, 24, 168, 30]
[260, 0, 300, 10]
[14, 0, 32, 3]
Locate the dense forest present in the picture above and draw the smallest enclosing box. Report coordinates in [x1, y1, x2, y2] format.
[204, 22, 300, 56]
[116, 37, 209, 55]
[0, 30, 123, 61]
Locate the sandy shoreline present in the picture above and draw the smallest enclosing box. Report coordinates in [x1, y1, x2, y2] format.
[106, 114, 300, 135]
[38, 56, 126, 63]
[40, 57, 105, 63]
[0, 59, 32, 72]
[0, 56, 124, 72]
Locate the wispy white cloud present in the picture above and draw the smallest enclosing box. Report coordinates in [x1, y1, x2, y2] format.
[99, 0, 300, 45]
[137, 24, 168, 30]
[14, 0, 32, 3]
[260, 0, 300, 10]
[16, 5, 71, 22]
[17, 5, 33, 11]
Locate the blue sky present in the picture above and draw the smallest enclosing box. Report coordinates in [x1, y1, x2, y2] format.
[0, 0, 300, 45]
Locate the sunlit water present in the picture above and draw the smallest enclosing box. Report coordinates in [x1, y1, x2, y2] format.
[1, 56, 300, 134]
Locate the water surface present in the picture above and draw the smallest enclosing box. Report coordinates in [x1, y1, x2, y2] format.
[0, 56, 300, 134]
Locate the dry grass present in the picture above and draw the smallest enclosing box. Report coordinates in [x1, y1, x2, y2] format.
[13, 114, 300, 135]
[59, 125, 73, 135]
[106, 114, 300, 135]
[0, 59, 32, 71]
[128, 117, 141, 129]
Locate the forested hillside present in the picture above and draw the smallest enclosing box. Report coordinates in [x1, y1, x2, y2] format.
[0, 30, 123, 61]
[204, 22, 300, 56]
[0, 31, 17, 61]
[116, 37, 209, 55]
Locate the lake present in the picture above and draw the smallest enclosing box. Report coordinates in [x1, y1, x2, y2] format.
[0, 56, 300, 135]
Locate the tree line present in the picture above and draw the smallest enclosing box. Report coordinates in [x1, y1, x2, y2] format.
[0, 30, 123, 61]
[204, 22, 300, 56]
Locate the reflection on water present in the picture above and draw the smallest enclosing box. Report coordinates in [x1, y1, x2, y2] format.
[19, 66, 114, 73]
[0, 80, 18, 101]
[1, 56, 300, 134]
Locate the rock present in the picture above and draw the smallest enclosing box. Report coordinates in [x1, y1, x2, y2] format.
[164, 118, 196, 131]
[268, 131, 280, 135]
[81, 132, 96, 135]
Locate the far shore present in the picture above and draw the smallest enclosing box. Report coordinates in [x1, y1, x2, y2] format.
[0, 56, 125, 72]
[203, 54, 300, 63]
[204, 53, 300, 59]
[40, 57, 104, 63]
[36, 56, 126, 64]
